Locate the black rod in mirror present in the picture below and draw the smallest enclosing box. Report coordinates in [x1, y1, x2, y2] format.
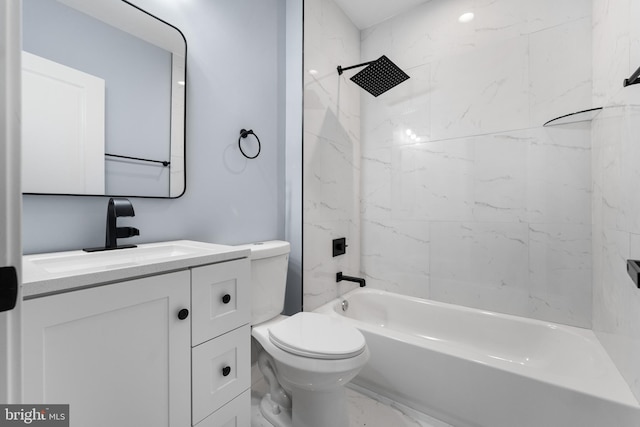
[105, 153, 170, 167]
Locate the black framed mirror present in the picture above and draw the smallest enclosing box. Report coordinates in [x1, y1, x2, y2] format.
[22, 0, 186, 198]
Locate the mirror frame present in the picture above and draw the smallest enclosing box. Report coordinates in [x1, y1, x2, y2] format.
[22, 0, 187, 199]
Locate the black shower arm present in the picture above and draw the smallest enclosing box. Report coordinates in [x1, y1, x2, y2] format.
[624, 64, 640, 87]
[337, 61, 376, 75]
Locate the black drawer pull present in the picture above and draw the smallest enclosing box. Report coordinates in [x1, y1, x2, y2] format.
[222, 294, 231, 304]
[222, 366, 231, 377]
[177, 308, 189, 320]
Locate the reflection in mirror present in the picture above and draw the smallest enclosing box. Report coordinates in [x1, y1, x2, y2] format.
[22, 0, 186, 198]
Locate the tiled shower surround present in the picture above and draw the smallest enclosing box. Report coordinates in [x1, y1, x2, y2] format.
[305, 0, 593, 325]
[304, 0, 640, 403]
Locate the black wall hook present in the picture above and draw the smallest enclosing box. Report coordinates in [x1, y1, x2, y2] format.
[238, 129, 261, 159]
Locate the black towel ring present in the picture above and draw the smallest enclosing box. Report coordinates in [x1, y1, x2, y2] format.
[238, 129, 261, 159]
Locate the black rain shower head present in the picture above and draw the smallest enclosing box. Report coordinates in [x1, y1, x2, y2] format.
[337, 55, 410, 97]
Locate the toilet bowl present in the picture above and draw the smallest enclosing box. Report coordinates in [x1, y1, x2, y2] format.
[238, 241, 369, 427]
[253, 313, 369, 427]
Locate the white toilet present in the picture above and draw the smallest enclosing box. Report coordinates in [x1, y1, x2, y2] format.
[241, 240, 369, 427]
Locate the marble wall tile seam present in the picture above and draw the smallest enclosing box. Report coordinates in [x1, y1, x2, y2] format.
[427, 221, 590, 296]
[361, 123, 594, 148]
[525, 15, 592, 38]
[361, 219, 431, 245]
[361, 127, 523, 148]
[596, 86, 636, 109]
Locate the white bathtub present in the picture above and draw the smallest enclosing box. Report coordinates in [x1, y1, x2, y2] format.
[314, 289, 640, 427]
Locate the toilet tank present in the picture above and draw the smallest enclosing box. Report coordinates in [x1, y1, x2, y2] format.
[237, 241, 290, 325]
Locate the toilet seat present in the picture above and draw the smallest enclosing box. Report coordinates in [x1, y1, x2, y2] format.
[268, 312, 366, 360]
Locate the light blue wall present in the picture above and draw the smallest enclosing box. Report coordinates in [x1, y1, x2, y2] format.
[23, 0, 288, 255]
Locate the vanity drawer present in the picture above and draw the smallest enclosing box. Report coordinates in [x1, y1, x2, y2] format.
[193, 389, 250, 427]
[191, 258, 250, 345]
[192, 324, 251, 425]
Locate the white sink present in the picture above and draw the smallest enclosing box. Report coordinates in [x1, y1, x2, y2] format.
[30, 243, 204, 274]
[22, 240, 250, 298]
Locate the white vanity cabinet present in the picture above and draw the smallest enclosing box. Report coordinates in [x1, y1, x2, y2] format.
[22, 242, 252, 427]
[23, 271, 192, 427]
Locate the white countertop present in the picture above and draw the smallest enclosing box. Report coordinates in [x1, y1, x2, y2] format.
[22, 240, 250, 298]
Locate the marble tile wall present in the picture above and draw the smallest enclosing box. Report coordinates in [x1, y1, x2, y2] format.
[592, 0, 640, 403]
[303, 0, 361, 310]
[360, 0, 593, 327]
[303, 0, 594, 326]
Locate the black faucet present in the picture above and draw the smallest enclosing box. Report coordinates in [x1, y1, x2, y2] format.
[105, 198, 139, 249]
[336, 272, 366, 287]
[84, 198, 139, 252]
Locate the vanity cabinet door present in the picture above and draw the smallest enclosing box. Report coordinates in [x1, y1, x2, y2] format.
[23, 271, 191, 427]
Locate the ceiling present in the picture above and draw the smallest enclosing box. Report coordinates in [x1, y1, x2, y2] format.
[333, 0, 431, 30]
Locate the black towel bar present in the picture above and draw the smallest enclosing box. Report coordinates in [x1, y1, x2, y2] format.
[105, 153, 170, 167]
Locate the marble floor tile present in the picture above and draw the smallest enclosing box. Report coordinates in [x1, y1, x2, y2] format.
[251, 378, 451, 427]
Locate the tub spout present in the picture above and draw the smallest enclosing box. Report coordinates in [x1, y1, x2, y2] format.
[336, 272, 366, 287]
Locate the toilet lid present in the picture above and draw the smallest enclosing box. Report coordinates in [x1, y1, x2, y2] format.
[269, 312, 366, 360]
